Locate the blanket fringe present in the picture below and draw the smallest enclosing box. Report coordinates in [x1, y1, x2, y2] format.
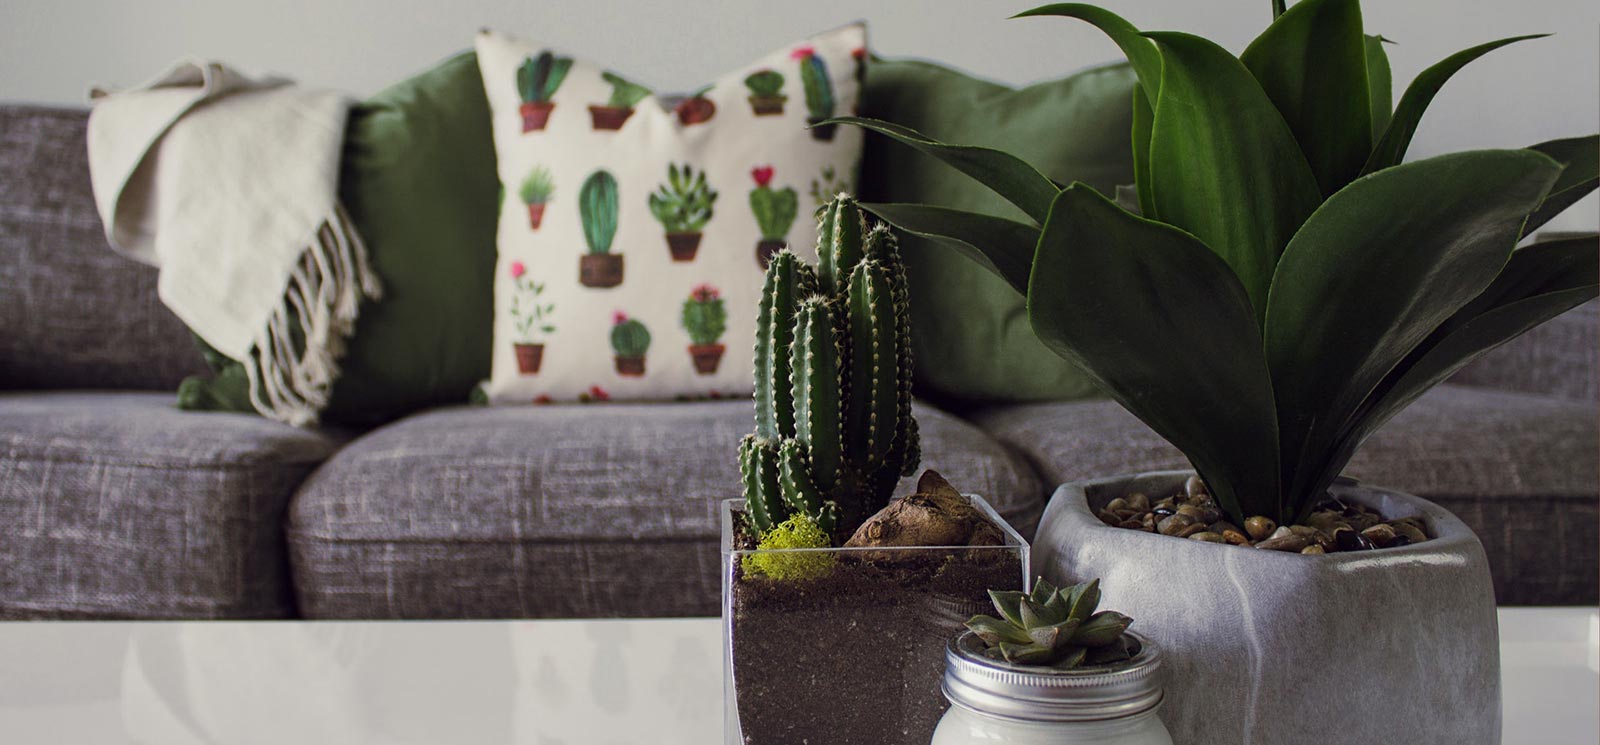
[242, 204, 383, 426]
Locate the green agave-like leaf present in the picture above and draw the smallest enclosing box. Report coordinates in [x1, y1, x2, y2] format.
[1131, 88, 1155, 218]
[858, 203, 1039, 296]
[1028, 618, 1081, 649]
[1063, 579, 1100, 622]
[1241, 0, 1372, 196]
[1264, 150, 1562, 516]
[967, 614, 1033, 646]
[988, 589, 1027, 627]
[1084, 636, 1135, 665]
[1309, 238, 1597, 513]
[1361, 34, 1547, 175]
[1365, 35, 1394, 140]
[1027, 185, 1281, 520]
[1012, 4, 1162, 106]
[998, 641, 1055, 664]
[822, 117, 1059, 223]
[1145, 31, 1323, 320]
[1070, 611, 1133, 647]
[1030, 577, 1058, 605]
[1524, 135, 1599, 236]
[1051, 646, 1089, 669]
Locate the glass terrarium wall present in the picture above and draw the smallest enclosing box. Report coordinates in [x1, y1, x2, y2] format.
[721, 496, 1030, 745]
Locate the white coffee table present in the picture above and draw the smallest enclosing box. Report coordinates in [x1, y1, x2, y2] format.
[0, 608, 1593, 744]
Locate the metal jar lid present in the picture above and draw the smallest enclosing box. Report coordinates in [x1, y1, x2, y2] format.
[942, 631, 1164, 722]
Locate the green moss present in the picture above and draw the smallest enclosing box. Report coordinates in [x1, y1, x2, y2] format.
[742, 514, 835, 581]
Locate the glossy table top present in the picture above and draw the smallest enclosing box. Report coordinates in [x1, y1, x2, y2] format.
[0, 608, 1593, 744]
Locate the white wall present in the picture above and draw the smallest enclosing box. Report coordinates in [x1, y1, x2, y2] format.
[2, 0, 1595, 228]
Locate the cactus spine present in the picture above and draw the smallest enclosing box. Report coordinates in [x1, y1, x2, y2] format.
[741, 195, 918, 540]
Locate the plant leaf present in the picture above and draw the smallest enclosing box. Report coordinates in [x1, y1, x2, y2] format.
[823, 117, 1059, 223]
[1241, 0, 1372, 195]
[1365, 35, 1394, 141]
[1012, 4, 1162, 106]
[1524, 135, 1599, 235]
[1030, 577, 1058, 605]
[967, 614, 1033, 645]
[1264, 150, 1562, 516]
[1064, 578, 1100, 621]
[1361, 34, 1547, 175]
[1131, 87, 1156, 218]
[1070, 611, 1133, 647]
[1027, 185, 1280, 520]
[1144, 31, 1323, 320]
[1309, 238, 1597, 516]
[859, 203, 1039, 296]
[988, 589, 1027, 627]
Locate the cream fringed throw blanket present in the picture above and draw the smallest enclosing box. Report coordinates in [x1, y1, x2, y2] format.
[87, 61, 381, 426]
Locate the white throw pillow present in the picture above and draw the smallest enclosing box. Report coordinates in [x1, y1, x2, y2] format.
[475, 25, 866, 404]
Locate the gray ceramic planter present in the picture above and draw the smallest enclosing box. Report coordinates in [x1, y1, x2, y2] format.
[1033, 470, 1500, 745]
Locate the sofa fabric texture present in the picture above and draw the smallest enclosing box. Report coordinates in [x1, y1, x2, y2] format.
[971, 383, 1600, 605]
[0, 106, 204, 391]
[0, 392, 342, 618]
[288, 400, 1043, 618]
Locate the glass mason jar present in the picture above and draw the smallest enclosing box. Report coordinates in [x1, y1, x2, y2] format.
[932, 631, 1172, 745]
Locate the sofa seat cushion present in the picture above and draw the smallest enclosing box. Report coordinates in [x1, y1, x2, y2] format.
[970, 384, 1598, 605]
[0, 392, 342, 618]
[288, 400, 1042, 619]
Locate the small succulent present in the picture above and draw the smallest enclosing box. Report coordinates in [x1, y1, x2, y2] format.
[648, 163, 718, 234]
[745, 69, 786, 98]
[966, 578, 1138, 668]
[602, 71, 652, 109]
[520, 165, 555, 205]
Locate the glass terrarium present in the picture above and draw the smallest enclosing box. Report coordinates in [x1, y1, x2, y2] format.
[721, 496, 1030, 745]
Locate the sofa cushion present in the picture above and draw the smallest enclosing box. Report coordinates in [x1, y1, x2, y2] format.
[288, 400, 1042, 618]
[0, 106, 206, 391]
[0, 392, 342, 618]
[970, 384, 1599, 605]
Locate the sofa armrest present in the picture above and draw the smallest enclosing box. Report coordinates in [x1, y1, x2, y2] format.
[1448, 300, 1598, 402]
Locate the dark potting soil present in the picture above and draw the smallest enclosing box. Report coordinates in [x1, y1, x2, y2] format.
[729, 523, 1022, 745]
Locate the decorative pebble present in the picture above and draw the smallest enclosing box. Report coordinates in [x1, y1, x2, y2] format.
[1189, 531, 1226, 543]
[1244, 516, 1277, 541]
[1301, 545, 1326, 555]
[1257, 534, 1309, 552]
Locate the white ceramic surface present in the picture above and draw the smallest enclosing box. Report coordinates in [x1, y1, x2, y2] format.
[0, 611, 1592, 744]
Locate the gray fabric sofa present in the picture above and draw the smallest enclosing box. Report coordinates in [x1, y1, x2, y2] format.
[3, 104, 1596, 619]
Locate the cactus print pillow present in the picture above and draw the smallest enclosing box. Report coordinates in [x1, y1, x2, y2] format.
[475, 25, 866, 404]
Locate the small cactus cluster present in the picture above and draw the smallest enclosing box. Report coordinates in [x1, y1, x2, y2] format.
[965, 578, 1138, 669]
[749, 166, 798, 242]
[579, 171, 619, 255]
[517, 51, 572, 103]
[794, 47, 834, 121]
[610, 313, 651, 358]
[682, 284, 727, 346]
[648, 163, 718, 234]
[740, 196, 918, 541]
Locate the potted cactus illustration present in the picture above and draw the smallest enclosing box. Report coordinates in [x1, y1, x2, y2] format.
[681, 284, 727, 374]
[674, 85, 717, 126]
[610, 311, 651, 377]
[793, 46, 836, 140]
[648, 163, 718, 262]
[516, 51, 572, 132]
[519, 166, 555, 230]
[749, 165, 798, 269]
[589, 71, 651, 130]
[744, 69, 787, 116]
[577, 170, 623, 288]
[507, 261, 554, 374]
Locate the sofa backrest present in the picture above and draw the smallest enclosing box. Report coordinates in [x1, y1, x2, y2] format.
[1451, 299, 1598, 402]
[0, 105, 205, 391]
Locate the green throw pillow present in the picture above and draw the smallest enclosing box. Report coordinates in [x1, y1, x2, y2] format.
[858, 58, 1137, 405]
[181, 51, 500, 424]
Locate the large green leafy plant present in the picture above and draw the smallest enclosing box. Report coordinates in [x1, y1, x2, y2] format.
[830, 0, 1599, 525]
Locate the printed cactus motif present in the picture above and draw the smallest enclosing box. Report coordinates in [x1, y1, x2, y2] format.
[578, 170, 623, 288]
[682, 284, 728, 346]
[741, 195, 918, 540]
[808, 164, 853, 207]
[591, 72, 651, 130]
[674, 85, 717, 125]
[520, 166, 555, 229]
[649, 163, 718, 261]
[516, 51, 572, 132]
[750, 166, 799, 269]
[683, 284, 729, 375]
[793, 46, 837, 140]
[610, 311, 651, 377]
[580, 170, 619, 255]
[508, 261, 553, 374]
[744, 69, 787, 116]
